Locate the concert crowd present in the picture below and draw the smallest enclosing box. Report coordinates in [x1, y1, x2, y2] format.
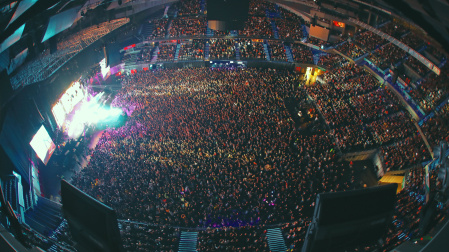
[62, 0, 448, 250]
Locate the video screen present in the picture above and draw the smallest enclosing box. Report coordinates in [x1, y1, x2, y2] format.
[30, 125, 56, 165]
[99, 58, 110, 79]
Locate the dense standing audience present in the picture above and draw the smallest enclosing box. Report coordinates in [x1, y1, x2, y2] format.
[349, 88, 402, 123]
[368, 112, 416, 145]
[72, 67, 362, 235]
[198, 226, 268, 251]
[120, 222, 179, 252]
[331, 72, 380, 98]
[333, 124, 374, 152]
[68, 58, 441, 251]
[282, 219, 310, 251]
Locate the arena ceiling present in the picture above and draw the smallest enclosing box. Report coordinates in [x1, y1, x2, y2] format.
[0, 0, 85, 43]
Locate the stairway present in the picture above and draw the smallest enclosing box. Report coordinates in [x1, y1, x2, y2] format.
[200, 0, 206, 13]
[263, 40, 271, 61]
[165, 19, 173, 39]
[284, 44, 294, 63]
[206, 27, 214, 37]
[270, 19, 280, 39]
[266, 228, 287, 252]
[301, 24, 309, 40]
[312, 49, 323, 65]
[48, 244, 59, 252]
[205, 41, 210, 60]
[235, 42, 241, 60]
[141, 21, 154, 40]
[178, 231, 198, 252]
[150, 44, 159, 64]
[174, 43, 181, 61]
[25, 197, 62, 236]
[2, 177, 17, 210]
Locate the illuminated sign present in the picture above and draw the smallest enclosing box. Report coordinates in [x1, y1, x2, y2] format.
[99, 58, 110, 79]
[123, 44, 136, 50]
[333, 21, 345, 28]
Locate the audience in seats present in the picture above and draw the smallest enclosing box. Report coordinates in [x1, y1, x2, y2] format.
[241, 17, 274, 38]
[267, 41, 287, 61]
[291, 43, 314, 64]
[179, 40, 204, 60]
[169, 17, 207, 38]
[157, 44, 176, 62]
[237, 39, 266, 60]
[209, 39, 236, 59]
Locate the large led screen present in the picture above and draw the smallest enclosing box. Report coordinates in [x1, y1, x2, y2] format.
[30, 125, 56, 165]
[99, 58, 110, 79]
[52, 81, 85, 128]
